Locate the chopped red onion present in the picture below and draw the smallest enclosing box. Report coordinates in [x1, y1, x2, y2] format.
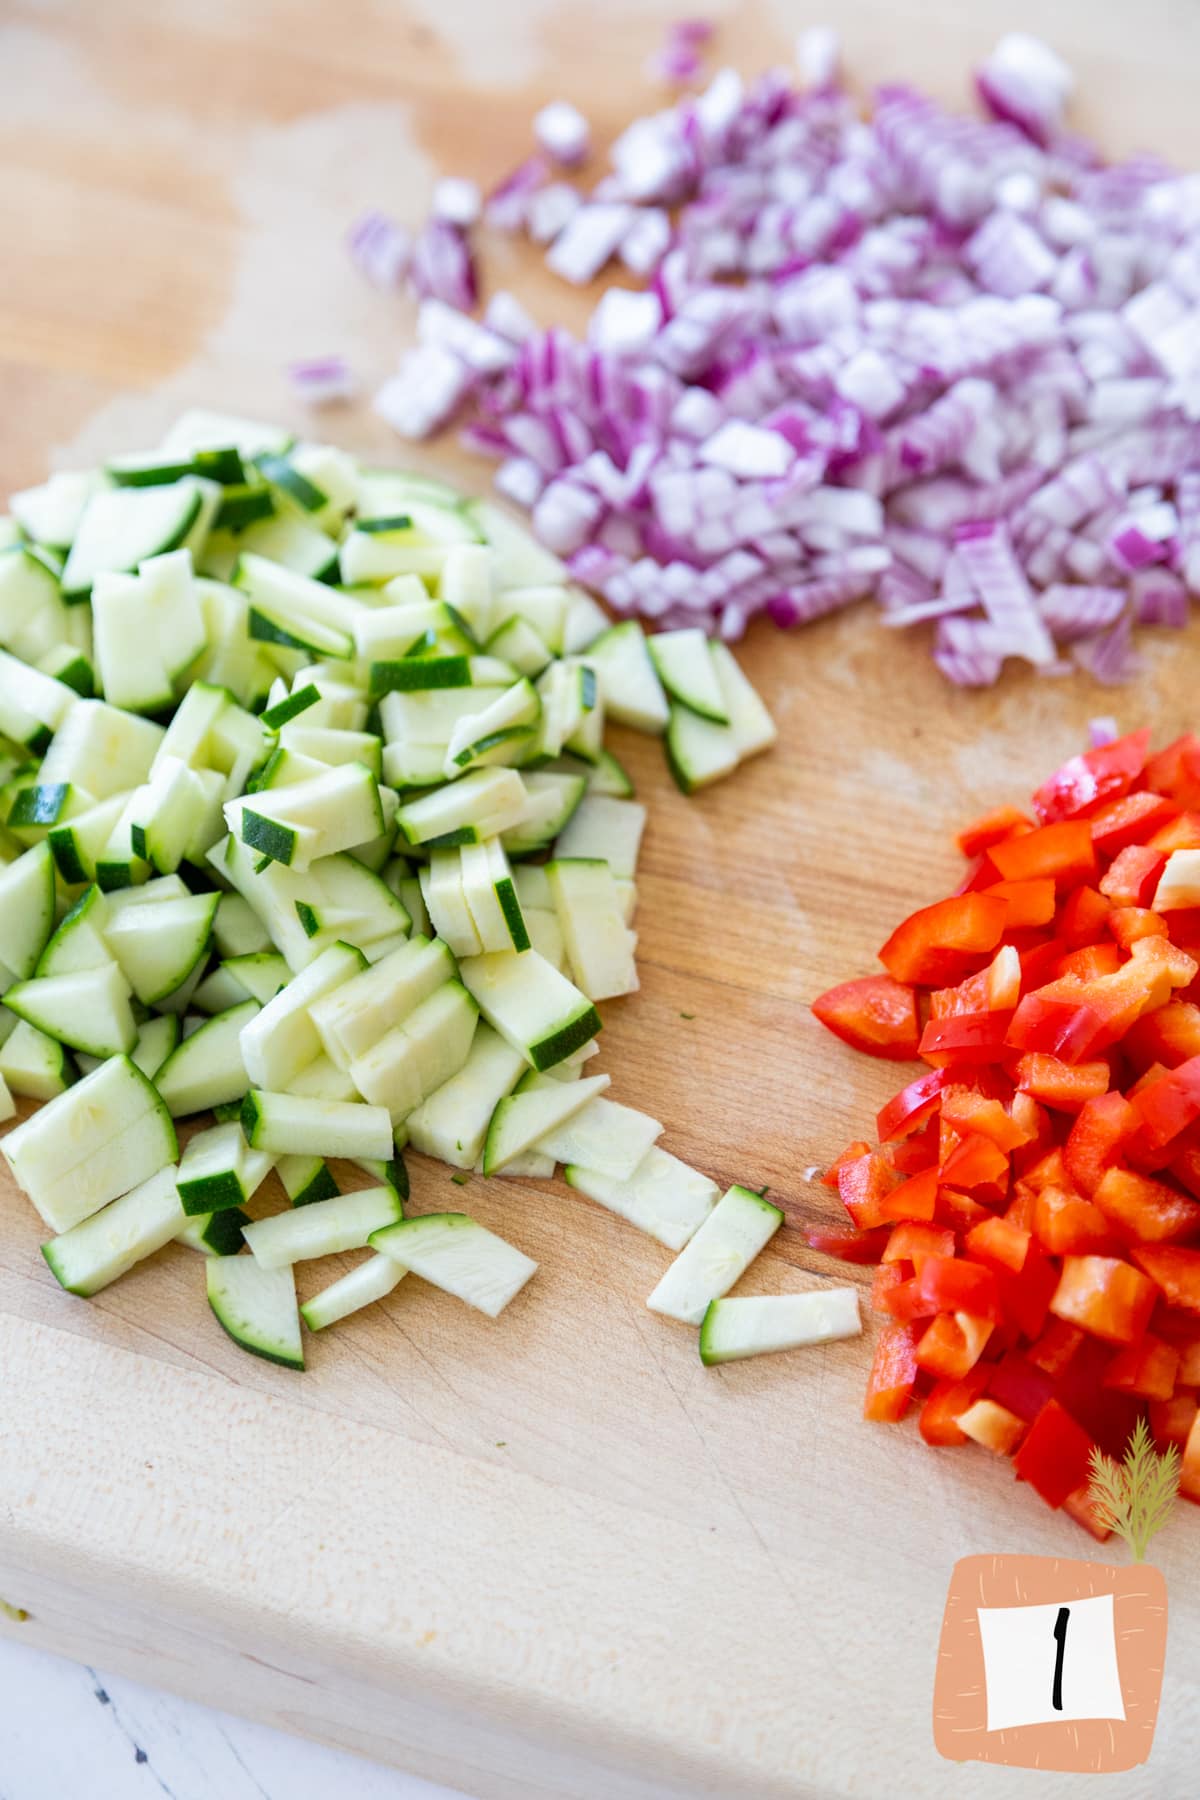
[287, 355, 356, 406]
[1072, 612, 1143, 684]
[534, 101, 591, 167]
[976, 33, 1074, 146]
[796, 26, 840, 90]
[546, 203, 636, 284]
[409, 218, 477, 310]
[1131, 566, 1189, 627]
[374, 345, 472, 438]
[432, 177, 482, 228]
[347, 211, 411, 288]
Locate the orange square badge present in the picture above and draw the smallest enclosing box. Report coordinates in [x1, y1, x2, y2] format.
[933, 1554, 1168, 1773]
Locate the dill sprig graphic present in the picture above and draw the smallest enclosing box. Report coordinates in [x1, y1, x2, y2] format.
[1087, 1417, 1180, 1562]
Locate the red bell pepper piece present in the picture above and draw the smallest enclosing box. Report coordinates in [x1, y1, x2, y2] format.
[882, 1221, 955, 1273]
[1150, 1392, 1198, 1450]
[1062, 1483, 1114, 1542]
[1144, 732, 1200, 808]
[940, 1086, 1027, 1152]
[918, 1255, 1001, 1322]
[1089, 788, 1179, 854]
[837, 1150, 897, 1230]
[811, 974, 920, 1061]
[965, 1215, 1030, 1274]
[1099, 844, 1167, 907]
[1010, 1092, 1056, 1174]
[999, 1247, 1059, 1340]
[956, 804, 1034, 857]
[879, 894, 1009, 986]
[863, 1322, 921, 1421]
[1129, 1054, 1200, 1152]
[1169, 1140, 1200, 1199]
[1033, 1185, 1116, 1256]
[1064, 1091, 1138, 1194]
[1130, 1243, 1200, 1316]
[987, 1351, 1055, 1422]
[1124, 1000, 1200, 1069]
[1050, 1254, 1159, 1344]
[1015, 1052, 1110, 1112]
[889, 1118, 940, 1172]
[1093, 1164, 1200, 1243]
[821, 1141, 871, 1188]
[879, 1164, 939, 1223]
[1101, 1334, 1180, 1401]
[940, 1131, 1009, 1191]
[876, 1066, 959, 1142]
[1183, 1412, 1200, 1503]
[919, 1367, 991, 1446]
[1059, 884, 1112, 945]
[1017, 937, 1074, 988]
[919, 1011, 1012, 1065]
[877, 1273, 938, 1323]
[929, 946, 1021, 1020]
[1014, 1399, 1097, 1508]
[1026, 1317, 1085, 1377]
[915, 1311, 993, 1379]
[1150, 811, 1200, 853]
[1033, 729, 1151, 824]
[871, 1262, 905, 1311]
[981, 877, 1056, 928]
[991, 820, 1098, 887]
[1005, 991, 1108, 1062]
[805, 1224, 893, 1264]
[1107, 907, 1169, 952]
[937, 1186, 991, 1231]
[1054, 942, 1122, 981]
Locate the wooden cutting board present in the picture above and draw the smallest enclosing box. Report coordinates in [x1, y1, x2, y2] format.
[1, 4, 1198, 1795]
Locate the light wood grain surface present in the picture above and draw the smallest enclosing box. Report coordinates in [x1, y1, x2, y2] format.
[1, 3, 1199, 1796]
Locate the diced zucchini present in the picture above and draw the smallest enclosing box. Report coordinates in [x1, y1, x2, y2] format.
[243, 1184, 403, 1269]
[566, 1148, 719, 1250]
[300, 1253, 406, 1331]
[4, 961, 137, 1058]
[207, 1257, 304, 1370]
[554, 795, 646, 878]
[60, 479, 207, 602]
[586, 622, 669, 734]
[647, 1186, 784, 1325]
[665, 704, 740, 795]
[154, 997, 259, 1116]
[41, 1165, 185, 1297]
[0, 842, 57, 978]
[534, 1096, 660, 1180]
[371, 1212, 536, 1318]
[483, 1071, 610, 1175]
[276, 1154, 340, 1207]
[394, 767, 529, 848]
[0, 1019, 75, 1099]
[699, 1290, 861, 1366]
[547, 858, 637, 1000]
[648, 629, 728, 724]
[213, 892, 273, 958]
[406, 1023, 526, 1170]
[241, 1090, 395, 1161]
[459, 948, 600, 1072]
[176, 1206, 249, 1256]
[177, 1119, 274, 1216]
[460, 839, 529, 953]
[239, 939, 365, 1089]
[349, 980, 479, 1125]
[309, 934, 453, 1068]
[104, 892, 218, 1006]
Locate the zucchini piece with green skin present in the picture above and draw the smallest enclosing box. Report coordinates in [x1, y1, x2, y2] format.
[370, 654, 472, 695]
[585, 621, 669, 734]
[176, 1206, 249, 1256]
[0, 650, 76, 754]
[240, 1091, 395, 1162]
[698, 1290, 862, 1366]
[47, 794, 128, 886]
[0, 1020, 75, 1099]
[176, 1120, 275, 1216]
[103, 892, 219, 1006]
[501, 773, 587, 859]
[443, 680, 540, 775]
[439, 543, 495, 639]
[239, 939, 366, 1090]
[546, 858, 638, 1001]
[153, 997, 259, 1117]
[379, 684, 508, 747]
[191, 966, 254, 1015]
[218, 952, 290, 1006]
[159, 408, 293, 463]
[405, 1023, 526, 1170]
[276, 1154, 339, 1208]
[229, 760, 383, 871]
[709, 642, 777, 760]
[3, 961, 137, 1059]
[485, 616, 552, 678]
[212, 892, 272, 958]
[647, 1187, 784, 1325]
[301, 1253, 406, 1331]
[354, 1151, 409, 1200]
[565, 1148, 720, 1251]
[207, 1257, 304, 1371]
[130, 1012, 179, 1079]
[10, 469, 100, 552]
[553, 795, 646, 879]
[459, 839, 530, 953]
[483, 1072, 610, 1175]
[227, 513, 340, 582]
[35, 643, 95, 698]
[1, 1053, 177, 1233]
[309, 934, 453, 1069]
[6, 780, 91, 837]
[420, 850, 483, 958]
[261, 682, 321, 731]
[0, 842, 57, 978]
[525, 908, 567, 973]
[236, 552, 362, 647]
[41, 1165, 186, 1297]
[91, 550, 206, 713]
[647, 629, 729, 725]
[458, 948, 601, 1072]
[242, 1184, 403, 1270]
[216, 837, 410, 973]
[665, 703, 740, 795]
[127, 756, 225, 874]
[349, 980, 479, 1126]
[39, 700, 163, 798]
[493, 585, 568, 654]
[0, 547, 79, 667]
[534, 1096, 661, 1182]
[285, 1053, 359, 1103]
[562, 588, 609, 654]
[60, 479, 206, 602]
[371, 1212, 537, 1319]
[279, 727, 382, 780]
[585, 748, 635, 798]
[394, 767, 529, 848]
[0, 1070, 14, 1123]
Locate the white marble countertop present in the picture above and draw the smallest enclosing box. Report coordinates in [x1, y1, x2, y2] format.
[0, 1638, 471, 1800]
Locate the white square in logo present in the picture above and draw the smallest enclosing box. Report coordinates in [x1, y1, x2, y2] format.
[977, 1593, 1126, 1732]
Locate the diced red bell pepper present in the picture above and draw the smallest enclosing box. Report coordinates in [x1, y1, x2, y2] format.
[1023, 1147, 1068, 1191]
[1128, 1058, 1172, 1100]
[821, 1141, 871, 1188]
[1129, 1054, 1200, 1153]
[1167, 907, 1200, 954]
[919, 1011, 1012, 1065]
[1062, 1483, 1114, 1542]
[1169, 1140, 1200, 1199]
[957, 804, 1034, 857]
[871, 1262, 906, 1311]
[1059, 884, 1113, 946]
[882, 1221, 955, 1273]
[1130, 1243, 1200, 1316]
[1006, 990, 1108, 1063]
[991, 820, 1098, 887]
[918, 1256, 1002, 1322]
[1054, 942, 1122, 981]
[1034, 729, 1151, 824]
[1107, 907, 1169, 952]
[965, 1215, 1030, 1274]
[1093, 1165, 1200, 1243]
[987, 1351, 1055, 1421]
[929, 946, 1021, 1020]
[1033, 1185, 1116, 1256]
[805, 1224, 893, 1264]
[1016, 1052, 1110, 1112]
[1144, 732, 1200, 808]
[981, 878, 1056, 928]
[811, 974, 920, 1062]
[940, 1131, 1010, 1192]
[1010, 1093, 1056, 1174]
[941, 1086, 1028, 1152]
[1150, 811, 1200, 853]
[877, 1066, 960, 1143]
[1017, 937, 1075, 988]
[1124, 1000, 1200, 1069]
[863, 1322, 921, 1421]
[837, 1149, 898, 1230]
[1183, 1412, 1200, 1503]
[1026, 1317, 1086, 1378]
[915, 1311, 993, 1379]
[957, 1397, 1027, 1454]
[1090, 789, 1179, 854]
[1101, 1333, 1180, 1401]
[1099, 844, 1167, 908]
[1050, 1254, 1159, 1344]
[888, 1118, 940, 1172]
[919, 1367, 991, 1446]
[1064, 1091, 1138, 1194]
[1014, 1399, 1098, 1507]
[879, 894, 1009, 986]
[877, 1273, 938, 1323]
[998, 1247, 1060, 1340]
[1150, 1392, 1199, 1450]
[1006, 1183, 1038, 1231]
[879, 1164, 939, 1223]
